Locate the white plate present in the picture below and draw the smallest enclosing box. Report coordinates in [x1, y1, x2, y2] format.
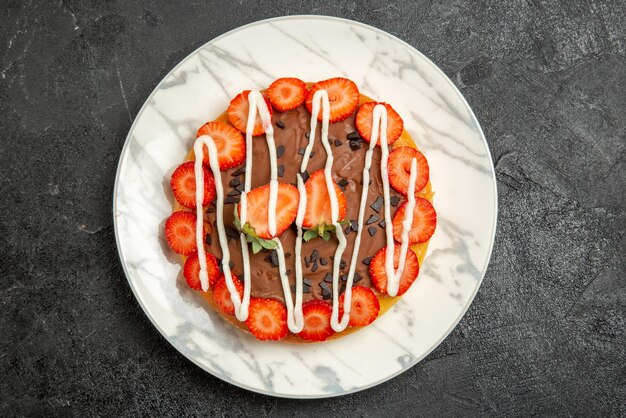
[113, 15, 497, 398]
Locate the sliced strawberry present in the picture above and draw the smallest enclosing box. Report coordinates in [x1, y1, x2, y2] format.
[305, 77, 359, 123]
[183, 251, 221, 290]
[267, 77, 307, 112]
[245, 297, 288, 341]
[369, 244, 420, 296]
[213, 274, 244, 315]
[298, 300, 335, 342]
[165, 211, 201, 255]
[339, 286, 380, 327]
[388, 146, 430, 195]
[302, 170, 347, 228]
[356, 102, 404, 145]
[238, 182, 299, 239]
[392, 199, 437, 244]
[196, 121, 246, 170]
[227, 90, 272, 136]
[170, 161, 216, 209]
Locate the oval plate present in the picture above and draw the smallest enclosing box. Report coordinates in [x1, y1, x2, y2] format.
[113, 15, 497, 398]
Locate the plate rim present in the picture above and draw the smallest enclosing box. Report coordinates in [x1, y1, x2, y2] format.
[112, 14, 498, 399]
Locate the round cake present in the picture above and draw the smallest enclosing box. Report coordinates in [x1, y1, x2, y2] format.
[164, 77, 436, 342]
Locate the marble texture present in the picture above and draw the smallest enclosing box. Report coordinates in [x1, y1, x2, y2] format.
[1, 0, 624, 415]
[114, 16, 496, 397]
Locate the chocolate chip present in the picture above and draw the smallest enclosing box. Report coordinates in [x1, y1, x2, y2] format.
[303, 286, 311, 294]
[304, 256, 310, 268]
[286, 269, 292, 275]
[347, 131, 361, 141]
[311, 261, 319, 272]
[270, 250, 279, 267]
[319, 257, 328, 266]
[276, 144, 285, 158]
[227, 189, 241, 196]
[353, 272, 363, 283]
[232, 166, 246, 176]
[360, 179, 372, 186]
[205, 234, 212, 246]
[305, 131, 310, 139]
[229, 260, 234, 269]
[235, 184, 244, 192]
[344, 226, 351, 235]
[366, 214, 380, 225]
[277, 165, 285, 177]
[303, 277, 312, 287]
[229, 178, 241, 187]
[276, 120, 286, 129]
[390, 196, 401, 206]
[310, 151, 315, 157]
[298, 147, 305, 156]
[340, 274, 347, 282]
[311, 249, 319, 261]
[350, 220, 358, 231]
[338, 178, 349, 188]
[320, 282, 332, 300]
[225, 197, 240, 204]
[368, 226, 377, 236]
[370, 196, 384, 213]
[378, 220, 386, 228]
[323, 272, 333, 283]
[340, 259, 347, 269]
[334, 139, 342, 147]
[206, 205, 215, 214]
[349, 139, 362, 150]
[264, 254, 272, 263]
[300, 170, 310, 182]
[340, 284, 346, 295]
[362, 256, 372, 265]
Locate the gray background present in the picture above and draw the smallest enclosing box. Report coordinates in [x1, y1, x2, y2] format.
[1, 0, 624, 416]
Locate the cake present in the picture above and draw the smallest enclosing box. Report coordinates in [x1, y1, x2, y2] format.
[164, 77, 436, 342]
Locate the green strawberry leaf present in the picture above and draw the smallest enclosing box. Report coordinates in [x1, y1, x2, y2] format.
[260, 239, 278, 250]
[303, 229, 319, 242]
[251, 240, 262, 254]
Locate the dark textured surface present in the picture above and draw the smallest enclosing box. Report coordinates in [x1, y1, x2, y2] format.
[1, 1, 624, 416]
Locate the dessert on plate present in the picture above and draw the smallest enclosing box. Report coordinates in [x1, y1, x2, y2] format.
[164, 77, 436, 342]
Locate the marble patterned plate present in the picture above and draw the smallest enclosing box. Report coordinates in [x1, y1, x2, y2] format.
[113, 15, 497, 398]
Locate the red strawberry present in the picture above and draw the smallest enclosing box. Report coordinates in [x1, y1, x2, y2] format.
[369, 244, 420, 296]
[302, 170, 347, 228]
[170, 161, 216, 209]
[387, 146, 430, 195]
[305, 77, 359, 123]
[298, 300, 335, 342]
[267, 77, 307, 112]
[165, 211, 201, 255]
[196, 121, 246, 170]
[356, 102, 404, 145]
[227, 90, 272, 136]
[338, 286, 380, 327]
[213, 274, 244, 315]
[238, 183, 299, 239]
[392, 199, 437, 244]
[183, 251, 221, 290]
[245, 297, 288, 341]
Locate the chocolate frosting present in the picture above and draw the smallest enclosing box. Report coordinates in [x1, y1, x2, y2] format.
[205, 104, 403, 304]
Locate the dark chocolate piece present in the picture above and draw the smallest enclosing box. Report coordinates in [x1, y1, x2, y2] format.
[349, 139, 361, 150]
[229, 260, 234, 269]
[205, 234, 212, 246]
[340, 284, 346, 295]
[319, 257, 328, 266]
[344, 226, 351, 235]
[340, 274, 347, 282]
[276, 120, 286, 129]
[229, 178, 241, 187]
[277, 165, 285, 177]
[300, 170, 310, 182]
[303, 286, 311, 294]
[360, 179, 373, 186]
[270, 250, 279, 267]
[310, 151, 315, 157]
[323, 273, 333, 283]
[276, 144, 285, 158]
[285, 252, 291, 258]
[303, 277, 312, 287]
[304, 256, 310, 268]
[305, 131, 310, 139]
[350, 220, 358, 231]
[338, 178, 349, 188]
[362, 256, 372, 265]
[298, 147, 305, 156]
[232, 166, 246, 176]
[379, 220, 386, 228]
[368, 226, 377, 236]
[390, 195, 401, 206]
[235, 184, 244, 192]
[340, 259, 347, 269]
[224, 196, 239, 204]
[353, 272, 363, 284]
[347, 131, 361, 140]
[311, 261, 318, 272]
[207, 206, 215, 214]
[366, 214, 380, 225]
[311, 249, 319, 261]
[227, 189, 241, 196]
[334, 139, 342, 147]
[286, 269, 292, 275]
[370, 196, 384, 213]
